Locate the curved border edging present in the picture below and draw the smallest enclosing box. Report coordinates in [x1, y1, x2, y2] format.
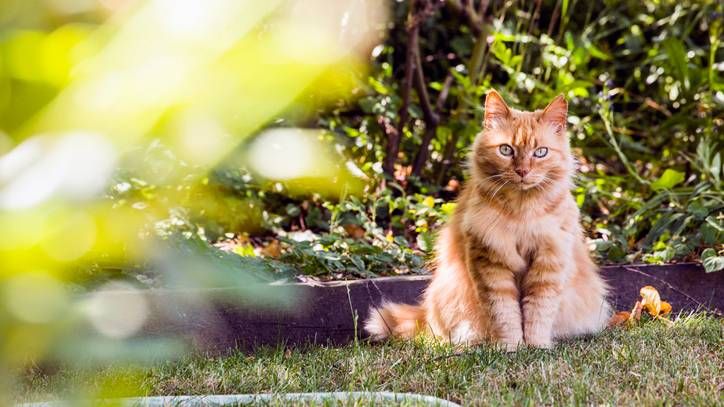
[20, 392, 461, 407]
[121, 263, 722, 353]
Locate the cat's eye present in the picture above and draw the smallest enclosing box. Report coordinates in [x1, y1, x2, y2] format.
[499, 144, 514, 156]
[533, 147, 548, 158]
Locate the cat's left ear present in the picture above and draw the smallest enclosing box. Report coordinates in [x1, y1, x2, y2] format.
[541, 94, 568, 135]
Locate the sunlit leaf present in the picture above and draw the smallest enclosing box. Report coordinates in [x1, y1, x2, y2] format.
[701, 248, 724, 273]
[662, 37, 689, 89]
[639, 285, 662, 316]
[651, 169, 685, 191]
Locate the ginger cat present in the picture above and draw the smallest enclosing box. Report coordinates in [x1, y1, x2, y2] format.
[365, 91, 611, 350]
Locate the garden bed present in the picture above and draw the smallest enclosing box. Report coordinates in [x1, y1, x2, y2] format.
[132, 263, 722, 353]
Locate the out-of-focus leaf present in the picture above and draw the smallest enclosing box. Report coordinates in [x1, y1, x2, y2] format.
[701, 248, 724, 273]
[343, 224, 366, 239]
[233, 244, 256, 257]
[662, 37, 689, 89]
[260, 239, 282, 258]
[651, 169, 685, 191]
[416, 232, 434, 253]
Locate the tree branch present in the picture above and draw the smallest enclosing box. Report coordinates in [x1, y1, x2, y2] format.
[435, 74, 454, 112]
[446, 0, 485, 36]
[412, 71, 452, 177]
[410, 49, 438, 177]
[547, 0, 562, 37]
[383, 1, 419, 176]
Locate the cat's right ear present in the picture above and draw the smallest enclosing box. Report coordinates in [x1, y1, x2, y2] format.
[484, 90, 511, 129]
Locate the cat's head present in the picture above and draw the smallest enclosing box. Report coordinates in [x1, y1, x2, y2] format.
[470, 90, 573, 195]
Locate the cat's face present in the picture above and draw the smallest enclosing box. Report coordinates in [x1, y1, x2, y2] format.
[471, 91, 572, 194]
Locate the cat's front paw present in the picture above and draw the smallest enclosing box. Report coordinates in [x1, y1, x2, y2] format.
[497, 339, 523, 353]
[525, 337, 554, 350]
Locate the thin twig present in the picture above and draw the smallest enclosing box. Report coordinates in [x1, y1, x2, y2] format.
[412, 53, 438, 126]
[446, 0, 484, 36]
[547, 0, 562, 37]
[411, 46, 442, 177]
[528, 0, 543, 35]
[598, 99, 649, 185]
[435, 74, 454, 112]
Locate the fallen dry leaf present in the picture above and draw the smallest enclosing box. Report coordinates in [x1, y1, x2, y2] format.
[640, 285, 662, 316]
[343, 224, 366, 239]
[659, 301, 672, 315]
[260, 239, 282, 258]
[630, 300, 643, 322]
[608, 311, 631, 327]
[611, 285, 674, 329]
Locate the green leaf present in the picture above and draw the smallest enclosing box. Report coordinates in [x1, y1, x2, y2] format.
[232, 244, 256, 257]
[416, 232, 434, 253]
[662, 37, 689, 89]
[711, 152, 721, 182]
[651, 169, 685, 191]
[585, 41, 611, 61]
[349, 255, 366, 272]
[441, 202, 457, 215]
[701, 248, 724, 273]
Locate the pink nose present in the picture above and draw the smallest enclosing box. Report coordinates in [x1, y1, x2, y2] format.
[515, 168, 529, 178]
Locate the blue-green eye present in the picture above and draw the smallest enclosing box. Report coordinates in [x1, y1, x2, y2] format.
[499, 144, 514, 156]
[533, 147, 548, 158]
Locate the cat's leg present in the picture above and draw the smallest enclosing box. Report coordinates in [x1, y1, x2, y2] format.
[465, 242, 523, 351]
[522, 238, 571, 349]
[552, 282, 610, 339]
[551, 249, 611, 339]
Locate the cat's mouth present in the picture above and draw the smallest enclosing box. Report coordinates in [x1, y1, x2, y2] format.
[518, 180, 540, 190]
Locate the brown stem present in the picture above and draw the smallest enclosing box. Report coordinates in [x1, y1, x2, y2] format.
[468, 26, 488, 85]
[478, 0, 490, 17]
[528, 0, 543, 35]
[384, 1, 419, 176]
[412, 71, 452, 177]
[547, 0, 562, 37]
[378, 115, 399, 174]
[435, 74, 454, 112]
[446, 0, 484, 36]
[413, 51, 438, 126]
[436, 124, 460, 186]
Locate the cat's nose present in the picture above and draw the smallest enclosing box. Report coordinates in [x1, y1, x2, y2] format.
[515, 168, 530, 178]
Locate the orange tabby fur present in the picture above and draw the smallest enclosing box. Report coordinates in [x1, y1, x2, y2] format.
[365, 91, 611, 350]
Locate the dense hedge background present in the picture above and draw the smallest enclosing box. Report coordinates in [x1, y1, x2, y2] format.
[202, 0, 723, 277]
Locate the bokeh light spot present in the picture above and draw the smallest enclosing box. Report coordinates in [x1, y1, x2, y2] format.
[4, 272, 68, 323]
[248, 128, 334, 181]
[82, 282, 149, 339]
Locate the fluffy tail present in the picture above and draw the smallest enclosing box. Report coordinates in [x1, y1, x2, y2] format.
[364, 302, 425, 341]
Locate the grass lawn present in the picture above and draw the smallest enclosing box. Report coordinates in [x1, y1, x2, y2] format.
[20, 313, 723, 406]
